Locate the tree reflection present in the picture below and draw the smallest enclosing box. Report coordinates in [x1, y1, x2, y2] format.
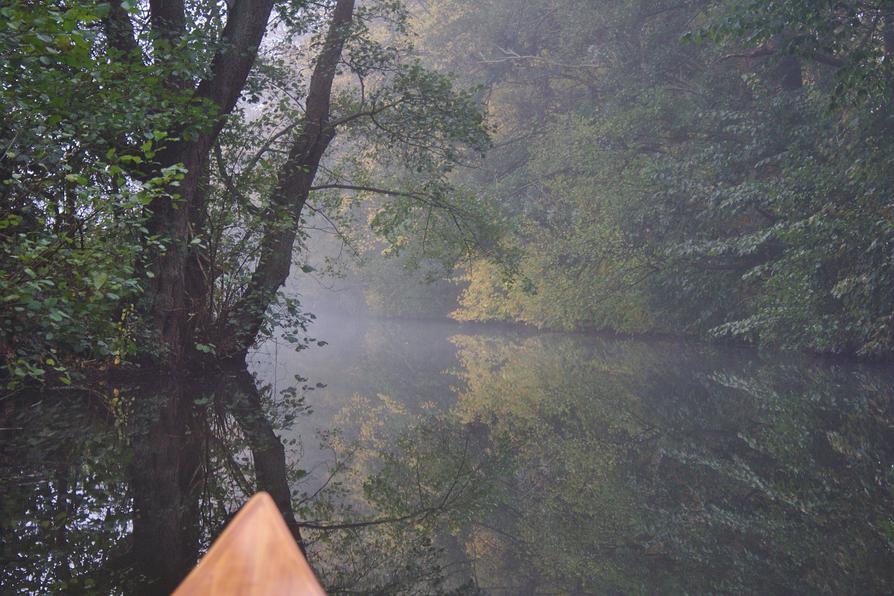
[3, 329, 894, 594]
[129, 377, 203, 593]
[1, 389, 132, 592]
[439, 335, 894, 593]
[299, 323, 894, 593]
[1, 360, 483, 594]
[0, 366, 314, 594]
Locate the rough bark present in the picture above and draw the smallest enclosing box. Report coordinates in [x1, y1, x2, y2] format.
[149, 0, 186, 47]
[776, 53, 803, 91]
[144, 0, 274, 364]
[222, 0, 356, 355]
[771, 34, 802, 92]
[102, 0, 141, 58]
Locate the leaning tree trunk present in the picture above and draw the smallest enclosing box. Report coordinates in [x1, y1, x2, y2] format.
[224, 367, 307, 547]
[222, 0, 356, 356]
[143, 0, 274, 365]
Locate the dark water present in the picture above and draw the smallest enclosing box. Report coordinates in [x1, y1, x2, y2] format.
[3, 316, 894, 594]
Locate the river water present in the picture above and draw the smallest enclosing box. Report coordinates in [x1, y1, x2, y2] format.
[3, 315, 894, 593]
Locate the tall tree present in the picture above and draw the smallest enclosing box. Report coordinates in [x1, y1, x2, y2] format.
[141, 0, 276, 362]
[421, 0, 894, 356]
[1, 0, 490, 384]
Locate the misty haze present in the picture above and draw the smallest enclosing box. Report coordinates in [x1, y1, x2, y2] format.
[3, 0, 894, 594]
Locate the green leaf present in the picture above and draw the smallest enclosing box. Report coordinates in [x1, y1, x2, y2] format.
[64, 173, 88, 185]
[91, 271, 109, 290]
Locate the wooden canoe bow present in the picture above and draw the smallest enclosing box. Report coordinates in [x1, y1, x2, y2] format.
[173, 492, 326, 595]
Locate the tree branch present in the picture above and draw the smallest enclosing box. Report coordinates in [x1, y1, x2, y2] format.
[328, 98, 408, 128]
[195, 0, 276, 118]
[149, 0, 185, 47]
[221, 0, 356, 355]
[103, 0, 142, 59]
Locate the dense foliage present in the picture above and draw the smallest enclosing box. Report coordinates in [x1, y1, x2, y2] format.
[1, 0, 490, 389]
[410, 0, 894, 356]
[6, 0, 892, 387]
[0, 2, 190, 384]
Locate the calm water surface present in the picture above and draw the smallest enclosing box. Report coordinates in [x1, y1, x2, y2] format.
[3, 315, 894, 594]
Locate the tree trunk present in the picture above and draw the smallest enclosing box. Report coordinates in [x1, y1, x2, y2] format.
[222, 0, 356, 356]
[771, 34, 802, 92]
[145, 140, 211, 364]
[142, 0, 274, 364]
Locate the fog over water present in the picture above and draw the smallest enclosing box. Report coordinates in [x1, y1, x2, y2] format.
[242, 310, 894, 593]
[5, 0, 894, 593]
[4, 307, 894, 592]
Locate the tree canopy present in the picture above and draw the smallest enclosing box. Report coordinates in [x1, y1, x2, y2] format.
[4, 0, 894, 388]
[410, 0, 894, 357]
[1, 0, 491, 389]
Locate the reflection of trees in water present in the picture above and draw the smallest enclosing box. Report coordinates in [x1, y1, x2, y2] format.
[1, 390, 132, 592]
[312, 328, 894, 593]
[1, 368, 311, 593]
[127, 368, 327, 593]
[3, 333, 893, 594]
[0, 364, 485, 594]
[440, 334, 894, 593]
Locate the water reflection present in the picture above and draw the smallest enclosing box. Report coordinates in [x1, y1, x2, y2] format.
[3, 318, 894, 594]
[260, 317, 894, 594]
[1, 369, 310, 594]
[444, 334, 894, 593]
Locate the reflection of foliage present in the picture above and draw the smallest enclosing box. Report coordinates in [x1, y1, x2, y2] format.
[4, 327, 894, 593]
[443, 333, 894, 593]
[0, 358, 491, 594]
[0, 394, 133, 593]
[0, 372, 321, 593]
[304, 394, 498, 594]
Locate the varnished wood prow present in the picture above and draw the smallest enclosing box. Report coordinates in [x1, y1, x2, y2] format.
[173, 492, 326, 595]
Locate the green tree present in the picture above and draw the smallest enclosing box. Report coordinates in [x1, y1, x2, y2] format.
[420, 0, 894, 356]
[1, 0, 491, 388]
